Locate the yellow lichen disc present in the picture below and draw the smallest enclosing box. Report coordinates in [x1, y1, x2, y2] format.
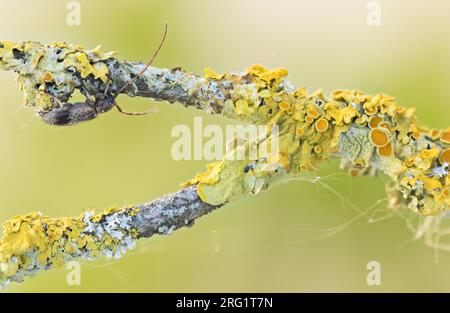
[440, 130, 450, 144]
[315, 118, 329, 133]
[377, 142, 393, 157]
[378, 122, 393, 133]
[279, 101, 291, 111]
[369, 116, 382, 129]
[369, 127, 390, 147]
[439, 148, 450, 165]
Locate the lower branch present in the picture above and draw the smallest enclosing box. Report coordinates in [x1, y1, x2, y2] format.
[0, 186, 220, 288]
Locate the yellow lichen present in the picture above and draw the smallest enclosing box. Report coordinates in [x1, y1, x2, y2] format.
[41, 71, 53, 83]
[235, 99, 254, 116]
[182, 161, 224, 188]
[420, 147, 440, 160]
[422, 176, 443, 192]
[246, 64, 288, 83]
[204, 67, 224, 80]
[295, 126, 305, 137]
[75, 53, 109, 82]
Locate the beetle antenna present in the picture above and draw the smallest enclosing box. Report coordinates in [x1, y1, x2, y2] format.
[114, 21, 168, 98]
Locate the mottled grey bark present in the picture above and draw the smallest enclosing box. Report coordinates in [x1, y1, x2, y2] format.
[132, 186, 221, 238]
[102, 60, 225, 115]
[110, 61, 229, 115]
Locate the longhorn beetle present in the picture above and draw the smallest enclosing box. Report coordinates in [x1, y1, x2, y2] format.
[40, 22, 168, 126]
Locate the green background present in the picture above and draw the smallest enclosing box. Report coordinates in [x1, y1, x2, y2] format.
[0, 0, 449, 292]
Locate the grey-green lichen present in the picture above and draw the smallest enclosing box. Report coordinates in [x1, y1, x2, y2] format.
[0, 41, 115, 112]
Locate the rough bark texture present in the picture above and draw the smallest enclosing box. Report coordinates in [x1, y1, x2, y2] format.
[133, 186, 221, 238]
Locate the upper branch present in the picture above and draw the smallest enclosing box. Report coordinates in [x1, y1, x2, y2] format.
[0, 40, 290, 125]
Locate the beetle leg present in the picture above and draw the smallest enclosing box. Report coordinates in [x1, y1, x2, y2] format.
[49, 94, 65, 108]
[79, 80, 94, 103]
[103, 81, 110, 96]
